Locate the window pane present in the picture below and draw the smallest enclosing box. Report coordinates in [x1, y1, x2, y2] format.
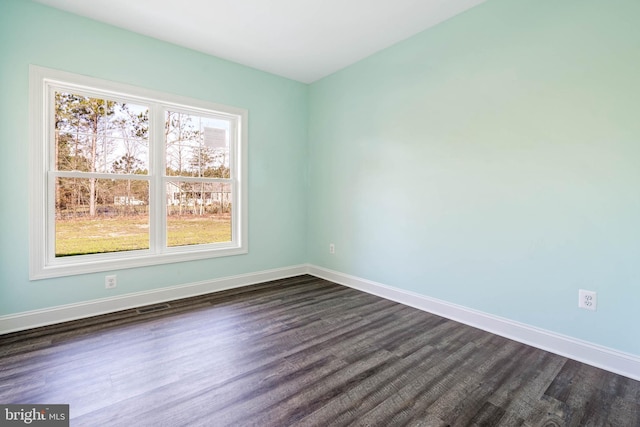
[165, 111, 230, 178]
[166, 181, 231, 247]
[55, 178, 149, 256]
[55, 92, 149, 174]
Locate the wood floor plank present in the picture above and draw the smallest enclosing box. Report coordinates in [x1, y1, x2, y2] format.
[467, 401, 507, 426]
[296, 343, 446, 426]
[1, 275, 639, 426]
[485, 350, 566, 424]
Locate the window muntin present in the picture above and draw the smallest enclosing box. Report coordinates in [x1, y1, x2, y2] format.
[30, 66, 248, 279]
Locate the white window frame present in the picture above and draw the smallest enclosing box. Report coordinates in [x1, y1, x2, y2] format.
[29, 66, 248, 280]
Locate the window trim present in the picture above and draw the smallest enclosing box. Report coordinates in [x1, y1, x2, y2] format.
[29, 65, 248, 280]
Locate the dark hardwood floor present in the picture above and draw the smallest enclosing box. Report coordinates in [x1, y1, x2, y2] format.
[1, 275, 638, 426]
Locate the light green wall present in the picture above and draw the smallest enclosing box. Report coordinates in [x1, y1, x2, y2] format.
[0, 0, 308, 314]
[2, 0, 639, 358]
[308, 0, 640, 356]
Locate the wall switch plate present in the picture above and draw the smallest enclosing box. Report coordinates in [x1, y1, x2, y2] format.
[329, 243, 335, 254]
[578, 289, 596, 311]
[105, 275, 117, 289]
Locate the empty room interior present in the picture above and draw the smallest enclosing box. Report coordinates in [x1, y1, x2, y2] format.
[1, 0, 639, 425]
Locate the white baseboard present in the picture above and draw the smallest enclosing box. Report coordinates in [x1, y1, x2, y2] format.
[3, 263, 638, 381]
[0, 265, 308, 335]
[307, 264, 640, 382]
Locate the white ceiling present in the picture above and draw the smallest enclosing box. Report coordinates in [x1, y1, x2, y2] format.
[33, 0, 486, 83]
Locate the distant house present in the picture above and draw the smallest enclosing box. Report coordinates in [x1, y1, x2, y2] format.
[114, 196, 145, 206]
[165, 181, 231, 210]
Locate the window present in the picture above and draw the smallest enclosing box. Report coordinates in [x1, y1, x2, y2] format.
[30, 66, 248, 279]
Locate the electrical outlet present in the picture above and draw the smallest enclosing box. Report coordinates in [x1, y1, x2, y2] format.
[578, 289, 596, 311]
[329, 243, 335, 254]
[105, 275, 117, 289]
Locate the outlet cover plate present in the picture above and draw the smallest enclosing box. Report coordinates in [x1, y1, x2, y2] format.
[578, 289, 596, 311]
[105, 275, 117, 289]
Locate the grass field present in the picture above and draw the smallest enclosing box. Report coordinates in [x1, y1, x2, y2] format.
[55, 216, 231, 256]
